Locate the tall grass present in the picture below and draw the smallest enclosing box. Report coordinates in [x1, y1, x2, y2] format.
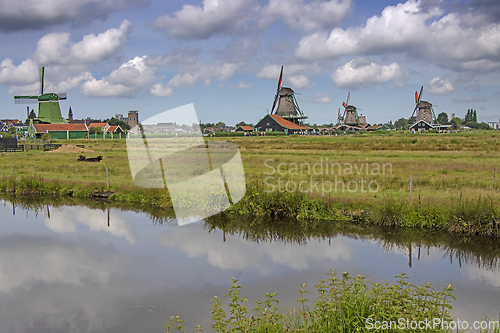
[164, 270, 467, 332]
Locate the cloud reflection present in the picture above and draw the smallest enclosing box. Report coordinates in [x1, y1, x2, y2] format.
[43, 206, 136, 244]
[158, 227, 351, 275]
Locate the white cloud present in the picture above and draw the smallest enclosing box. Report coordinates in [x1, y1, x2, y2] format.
[312, 93, 331, 103]
[256, 64, 309, 80]
[427, 77, 456, 95]
[331, 58, 404, 89]
[288, 75, 314, 89]
[35, 20, 131, 65]
[452, 95, 487, 103]
[295, 0, 500, 72]
[232, 81, 253, 89]
[166, 62, 239, 88]
[0, 58, 38, 85]
[0, 0, 142, 32]
[150, 83, 174, 97]
[260, 0, 351, 33]
[154, 0, 352, 39]
[81, 56, 157, 98]
[154, 0, 251, 39]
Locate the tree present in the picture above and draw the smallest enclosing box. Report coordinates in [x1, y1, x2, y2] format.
[41, 133, 51, 141]
[437, 112, 449, 124]
[215, 121, 226, 128]
[106, 117, 130, 131]
[89, 127, 103, 134]
[394, 118, 408, 129]
[451, 117, 463, 130]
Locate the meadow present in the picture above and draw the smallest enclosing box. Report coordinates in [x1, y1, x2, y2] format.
[0, 130, 499, 237]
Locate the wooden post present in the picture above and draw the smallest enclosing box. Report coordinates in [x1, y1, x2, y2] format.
[453, 149, 455, 157]
[495, 167, 497, 188]
[342, 147, 344, 155]
[409, 177, 413, 199]
[282, 148, 284, 153]
[106, 167, 109, 190]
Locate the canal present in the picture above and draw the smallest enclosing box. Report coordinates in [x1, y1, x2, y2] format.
[0, 200, 499, 332]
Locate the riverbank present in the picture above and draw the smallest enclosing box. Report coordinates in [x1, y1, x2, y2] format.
[0, 132, 499, 237]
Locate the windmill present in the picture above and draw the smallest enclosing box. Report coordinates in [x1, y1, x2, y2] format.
[339, 92, 361, 125]
[13, 67, 68, 124]
[410, 86, 437, 124]
[270, 66, 307, 124]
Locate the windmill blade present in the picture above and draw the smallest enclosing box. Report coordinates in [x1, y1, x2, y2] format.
[277, 65, 283, 90]
[410, 105, 418, 119]
[417, 86, 423, 104]
[415, 91, 419, 104]
[14, 96, 38, 104]
[270, 65, 283, 113]
[346, 92, 350, 108]
[56, 92, 67, 100]
[38, 67, 44, 95]
[271, 92, 279, 114]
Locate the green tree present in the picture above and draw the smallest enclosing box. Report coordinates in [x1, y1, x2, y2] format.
[215, 121, 226, 128]
[89, 127, 103, 134]
[451, 117, 463, 130]
[394, 118, 408, 129]
[437, 112, 449, 124]
[106, 117, 131, 131]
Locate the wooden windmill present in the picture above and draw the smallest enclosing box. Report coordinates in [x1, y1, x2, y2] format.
[14, 67, 68, 124]
[339, 92, 361, 125]
[411, 86, 437, 124]
[270, 66, 307, 124]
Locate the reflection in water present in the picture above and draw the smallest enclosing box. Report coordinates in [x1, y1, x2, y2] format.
[0, 197, 499, 332]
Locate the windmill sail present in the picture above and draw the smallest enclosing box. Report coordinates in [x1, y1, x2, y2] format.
[271, 66, 283, 114]
[39, 67, 44, 95]
[12, 66, 68, 124]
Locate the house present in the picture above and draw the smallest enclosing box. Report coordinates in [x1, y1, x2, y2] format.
[11, 123, 29, 136]
[235, 125, 254, 133]
[254, 114, 311, 135]
[107, 125, 124, 134]
[434, 124, 453, 131]
[28, 122, 88, 139]
[410, 120, 434, 131]
[0, 123, 9, 132]
[156, 122, 176, 133]
[88, 122, 110, 133]
[487, 120, 500, 130]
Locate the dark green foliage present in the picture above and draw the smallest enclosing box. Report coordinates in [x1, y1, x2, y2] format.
[437, 112, 449, 125]
[106, 117, 131, 131]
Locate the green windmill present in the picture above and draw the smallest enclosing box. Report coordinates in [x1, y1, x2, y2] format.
[14, 67, 68, 124]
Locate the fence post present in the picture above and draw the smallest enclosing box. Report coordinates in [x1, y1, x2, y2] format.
[106, 167, 109, 190]
[409, 176, 413, 199]
[495, 167, 497, 188]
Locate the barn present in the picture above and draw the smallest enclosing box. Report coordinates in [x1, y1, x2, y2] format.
[28, 122, 88, 139]
[409, 120, 434, 131]
[254, 114, 311, 135]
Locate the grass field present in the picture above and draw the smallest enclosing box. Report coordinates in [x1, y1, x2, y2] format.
[1, 131, 499, 236]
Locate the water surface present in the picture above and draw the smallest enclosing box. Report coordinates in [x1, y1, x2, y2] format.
[0, 200, 499, 332]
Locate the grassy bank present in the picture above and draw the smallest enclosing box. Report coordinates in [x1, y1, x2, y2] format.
[0, 132, 499, 236]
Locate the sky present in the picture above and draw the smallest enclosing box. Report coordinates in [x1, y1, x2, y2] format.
[0, 0, 499, 126]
